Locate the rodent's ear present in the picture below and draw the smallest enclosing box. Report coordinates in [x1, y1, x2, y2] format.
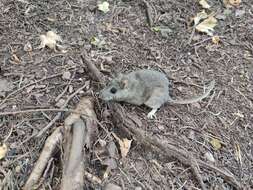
[119, 79, 128, 89]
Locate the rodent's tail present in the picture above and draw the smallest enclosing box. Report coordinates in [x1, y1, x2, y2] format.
[169, 80, 215, 105]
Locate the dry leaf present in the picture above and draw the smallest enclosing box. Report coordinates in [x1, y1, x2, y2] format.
[212, 36, 220, 44]
[0, 143, 8, 159]
[223, 0, 232, 7]
[193, 10, 208, 25]
[38, 31, 62, 51]
[12, 54, 21, 64]
[229, 0, 241, 6]
[196, 16, 217, 36]
[210, 138, 222, 150]
[199, 0, 211, 9]
[112, 133, 132, 158]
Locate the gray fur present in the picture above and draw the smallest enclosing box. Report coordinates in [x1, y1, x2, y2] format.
[99, 69, 215, 117]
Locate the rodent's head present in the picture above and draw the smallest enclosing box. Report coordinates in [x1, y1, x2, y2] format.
[99, 74, 129, 101]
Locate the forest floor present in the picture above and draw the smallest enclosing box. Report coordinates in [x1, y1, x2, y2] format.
[0, 0, 252, 189]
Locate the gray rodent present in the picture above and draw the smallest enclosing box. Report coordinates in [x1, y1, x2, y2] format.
[99, 69, 215, 118]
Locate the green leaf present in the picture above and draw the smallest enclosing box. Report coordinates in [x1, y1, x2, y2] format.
[151, 26, 161, 32]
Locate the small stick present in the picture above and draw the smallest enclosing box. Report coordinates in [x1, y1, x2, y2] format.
[81, 54, 103, 82]
[0, 73, 63, 107]
[36, 82, 88, 137]
[141, 0, 153, 27]
[23, 126, 64, 190]
[0, 108, 76, 116]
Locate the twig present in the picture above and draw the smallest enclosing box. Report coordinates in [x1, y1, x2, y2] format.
[36, 83, 88, 137]
[187, 27, 196, 45]
[80, 54, 103, 83]
[61, 97, 98, 190]
[0, 73, 63, 107]
[61, 119, 85, 190]
[111, 104, 207, 190]
[0, 108, 76, 116]
[141, 0, 154, 27]
[23, 126, 64, 190]
[197, 159, 241, 188]
[55, 69, 76, 102]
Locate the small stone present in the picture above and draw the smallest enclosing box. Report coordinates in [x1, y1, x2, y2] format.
[204, 151, 215, 163]
[62, 71, 71, 80]
[55, 99, 65, 108]
[68, 85, 73, 93]
[235, 9, 245, 17]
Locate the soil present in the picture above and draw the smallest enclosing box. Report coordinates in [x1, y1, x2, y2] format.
[0, 0, 252, 189]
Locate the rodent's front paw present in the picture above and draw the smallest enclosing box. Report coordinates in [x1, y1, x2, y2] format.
[147, 108, 157, 119]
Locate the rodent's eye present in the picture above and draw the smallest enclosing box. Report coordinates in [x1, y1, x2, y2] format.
[110, 87, 117, 94]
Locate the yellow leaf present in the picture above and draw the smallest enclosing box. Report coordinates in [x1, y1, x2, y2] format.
[196, 16, 217, 36]
[229, 0, 241, 6]
[112, 133, 132, 158]
[193, 10, 208, 25]
[0, 143, 8, 159]
[212, 36, 220, 44]
[210, 138, 222, 150]
[199, 0, 211, 9]
[98, 1, 110, 13]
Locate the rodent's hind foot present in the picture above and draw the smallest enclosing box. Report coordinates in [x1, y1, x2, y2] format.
[147, 108, 157, 119]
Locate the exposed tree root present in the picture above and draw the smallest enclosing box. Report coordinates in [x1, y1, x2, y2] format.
[23, 97, 99, 190]
[110, 104, 241, 189]
[23, 126, 64, 190]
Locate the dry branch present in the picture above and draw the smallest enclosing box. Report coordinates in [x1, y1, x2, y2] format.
[81, 54, 103, 83]
[23, 126, 64, 190]
[61, 97, 98, 190]
[61, 119, 85, 190]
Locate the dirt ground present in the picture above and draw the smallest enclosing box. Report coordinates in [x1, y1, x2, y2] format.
[0, 0, 252, 189]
